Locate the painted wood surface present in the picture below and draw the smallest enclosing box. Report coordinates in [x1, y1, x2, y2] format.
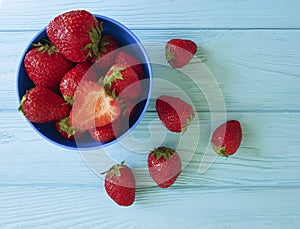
[0, 0, 300, 228]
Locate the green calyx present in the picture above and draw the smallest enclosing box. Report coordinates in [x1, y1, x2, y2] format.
[18, 92, 28, 114]
[58, 117, 76, 138]
[165, 46, 176, 63]
[103, 66, 124, 88]
[181, 113, 195, 133]
[63, 95, 74, 105]
[98, 77, 117, 99]
[99, 35, 111, 52]
[102, 161, 126, 179]
[211, 141, 228, 157]
[83, 22, 103, 58]
[151, 146, 175, 160]
[32, 40, 58, 55]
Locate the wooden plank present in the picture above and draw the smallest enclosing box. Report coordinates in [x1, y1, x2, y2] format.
[3, 30, 300, 112]
[0, 186, 299, 228]
[1, 111, 299, 188]
[0, 0, 300, 30]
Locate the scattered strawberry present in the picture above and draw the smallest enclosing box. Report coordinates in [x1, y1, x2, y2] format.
[89, 118, 121, 143]
[115, 51, 145, 79]
[47, 10, 102, 63]
[55, 117, 85, 140]
[59, 62, 98, 104]
[211, 120, 242, 157]
[70, 80, 121, 130]
[18, 87, 71, 123]
[165, 38, 197, 68]
[103, 161, 135, 206]
[148, 146, 182, 188]
[103, 64, 142, 99]
[24, 42, 73, 90]
[91, 34, 119, 70]
[156, 95, 194, 133]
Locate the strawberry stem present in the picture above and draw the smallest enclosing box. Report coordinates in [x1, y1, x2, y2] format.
[32, 40, 58, 55]
[58, 117, 77, 138]
[165, 46, 176, 63]
[151, 146, 175, 160]
[83, 22, 103, 58]
[211, 141, 228, 157]
[101, 161, 126, 179]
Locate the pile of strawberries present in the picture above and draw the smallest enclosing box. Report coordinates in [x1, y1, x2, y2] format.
[19, 10, 146, 143]
[18, 10, 243, 207]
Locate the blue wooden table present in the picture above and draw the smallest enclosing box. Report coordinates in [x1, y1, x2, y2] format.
[1, 0, 300, 228]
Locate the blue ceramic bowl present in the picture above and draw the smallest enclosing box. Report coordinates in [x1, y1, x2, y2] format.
[17, 14, 152, 150]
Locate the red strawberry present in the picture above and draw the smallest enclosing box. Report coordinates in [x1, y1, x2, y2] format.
[148, 146, 182, 188]
[103, 161, 135, 206]
[55, 117, 85, 140]
[156, 95, 194, 133]
[89, 118, 121, 143]
[59, 62, 98, 104]
[91, 34, 119, 70]
[47, 10, 102, 63]
[18, 87, 71, 123]
[70, 80, 121, 130]
[115, 51, 145, 79]
[211, 120, 242, 157]
[103, 64, 142, 99]
[165, 38, 197, 68]
[24, 42, 73, 90]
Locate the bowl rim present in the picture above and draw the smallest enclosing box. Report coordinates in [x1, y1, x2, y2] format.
[16, 14, 153, 150]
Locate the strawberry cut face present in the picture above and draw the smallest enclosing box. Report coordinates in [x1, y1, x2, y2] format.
[70, 80, 121, 130]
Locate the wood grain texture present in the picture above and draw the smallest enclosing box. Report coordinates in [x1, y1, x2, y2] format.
[1, 111, 299, 188]
[3, 30, 300, 112]
[0, 186, 299, 228]
[0, 0, 300, 30]
[1, 0, 300, 228]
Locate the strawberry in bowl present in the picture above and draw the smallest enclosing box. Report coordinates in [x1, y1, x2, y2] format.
[17, 10, 152, 149]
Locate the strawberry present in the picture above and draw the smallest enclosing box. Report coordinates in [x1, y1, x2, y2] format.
[24, 42, 73, 90]
[91, 34, 119, 70]
[89, 118, 121, 143]
[103, 161, 135, 206]
[55, 117, 85, 140]
[46, 10, 102, 63]
[18, 87, 71, 123]
[70, 80, 121, 130]
[59, 62, 98, 104]
[115, 51, 145, 79]
[156, 95, 194, 133]
[148, 146, 182, 188]
[165, 38, 197, 68]
[211, 120, 242, 157]
[103, 64, 142, 99]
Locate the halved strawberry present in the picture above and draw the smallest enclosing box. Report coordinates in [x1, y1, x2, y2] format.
[70, 80, 120, 130]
